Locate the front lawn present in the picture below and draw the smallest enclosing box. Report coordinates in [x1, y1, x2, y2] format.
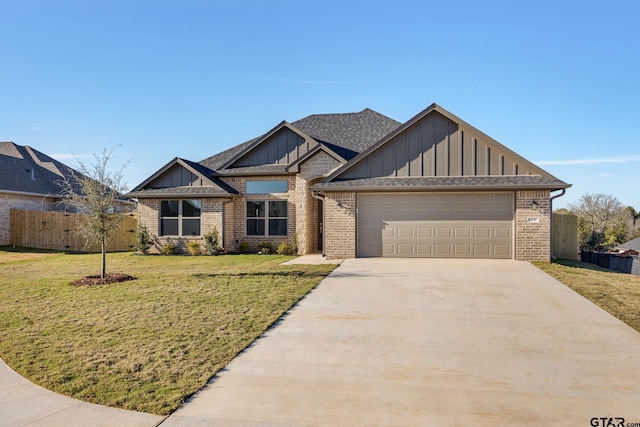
[533, 259, 640, 333]
[0, 248, 336, 414]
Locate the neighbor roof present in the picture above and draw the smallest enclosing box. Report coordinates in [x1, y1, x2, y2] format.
[616, 237, 640, 252]
[0, 142, 82, 197]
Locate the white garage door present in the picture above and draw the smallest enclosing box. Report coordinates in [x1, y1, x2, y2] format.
[358, 193, 513, 258]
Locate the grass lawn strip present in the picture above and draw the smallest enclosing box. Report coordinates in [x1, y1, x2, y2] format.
[0, 248, 336, 415]
[533, 259, 640, 333]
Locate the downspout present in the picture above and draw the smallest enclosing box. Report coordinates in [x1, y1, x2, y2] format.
[549, 189, 567, 260]
[311, 191, 326, 257]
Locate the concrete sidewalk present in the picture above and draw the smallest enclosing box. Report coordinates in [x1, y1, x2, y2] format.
[0, 358, 164, 427]
[161, 258, 640, 426]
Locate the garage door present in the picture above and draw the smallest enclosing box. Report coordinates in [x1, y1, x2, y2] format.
[357, 193, 513, 258]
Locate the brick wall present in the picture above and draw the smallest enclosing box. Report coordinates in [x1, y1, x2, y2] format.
[297, 152, 341, 254]
[220, 175, 297, 253]
[515, 190, 551, 261]
[137, 198, 223, 254]
[0, 193, 54, 245]
[323, 192, 357, 259]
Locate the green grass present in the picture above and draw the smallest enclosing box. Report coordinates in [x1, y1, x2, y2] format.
[0, 247, 337, 414]
[533, 259, 640, 333]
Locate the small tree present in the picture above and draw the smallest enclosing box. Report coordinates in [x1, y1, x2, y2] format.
[57, 148, 129, 278]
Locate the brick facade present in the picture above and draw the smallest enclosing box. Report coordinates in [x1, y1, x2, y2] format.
[323, 191, 357, 259]
[296, 152, 341, 254]
[0, 193, 54, 245]
[515, 190, 551, 261]
[138, 198, 224, 254]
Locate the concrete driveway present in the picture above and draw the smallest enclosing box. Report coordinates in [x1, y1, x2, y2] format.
[161, 258, 640, 426]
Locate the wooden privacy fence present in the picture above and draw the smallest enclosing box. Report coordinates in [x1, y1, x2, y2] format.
[552, 213, 578, 260]
[10, 209, 137, 252]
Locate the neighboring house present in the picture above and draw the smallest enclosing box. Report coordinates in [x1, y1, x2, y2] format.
[616, 237, 640, 256]
[0, 142, 83, 245]
[127, 103, 571, 261]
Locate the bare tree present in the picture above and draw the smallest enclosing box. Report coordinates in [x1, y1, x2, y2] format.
[57, 148, 129, 278]
[568, 193, 626, 251]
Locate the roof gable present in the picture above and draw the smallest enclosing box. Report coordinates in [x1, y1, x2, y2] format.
[285, 144, 348, 173]
[326, 104, 563, 183]
[128, 157, 238, 198]
[222, 122, 319, 169]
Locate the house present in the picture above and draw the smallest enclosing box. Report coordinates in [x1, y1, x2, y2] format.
[616, 237, 640, 256]
[0, 142, 84, 245]
[127, 103, 571, 261]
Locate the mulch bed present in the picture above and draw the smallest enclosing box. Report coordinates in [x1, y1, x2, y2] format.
[70, 273, 137, 287]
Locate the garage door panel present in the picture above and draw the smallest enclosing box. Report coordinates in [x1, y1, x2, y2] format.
[417, 227, 432, 238]
[397, 227, 414, 238]
[473, 245, 491, 255]
[454, 244, 471, 255]
[435, 227, 452, 238]
[454, 227, 471, 238]
[358, 193, 513, 259]
[474, 227, 491, 238]
[493, 227, 511, 238]
[416, 244, 433, 254]
[435, 244, 453, 255]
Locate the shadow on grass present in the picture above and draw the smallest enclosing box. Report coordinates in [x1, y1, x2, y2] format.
[0, 245, 66, 254]
[192, 270, 329, 278]
[552, 258, 616, 273]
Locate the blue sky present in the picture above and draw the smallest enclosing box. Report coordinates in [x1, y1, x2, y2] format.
[1, 0, 638, 209]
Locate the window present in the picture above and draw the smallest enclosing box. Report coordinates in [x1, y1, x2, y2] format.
[160, 200, 201, 236]
[246, 200, 287, 236]
[246, 180, 288, 194]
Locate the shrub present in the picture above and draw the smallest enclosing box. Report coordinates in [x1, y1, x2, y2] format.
[238, 241, 251, 254]
[258, 241, 273, 255]
[203, 227, 221, 255]
[133, 223, 152, 254]
[291, 232, 299, 255]
[161, 243, 176, 255]
[277, 241, 294, 255]
[186, 241, 201, 255]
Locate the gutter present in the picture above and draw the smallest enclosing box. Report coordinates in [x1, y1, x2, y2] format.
[311, 191, 326, 257]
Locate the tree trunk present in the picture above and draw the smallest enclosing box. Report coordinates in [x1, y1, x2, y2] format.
[101, 239, 106, 279]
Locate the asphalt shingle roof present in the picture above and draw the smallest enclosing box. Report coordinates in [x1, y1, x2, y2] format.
[292, 108, 401, 159]
[616, 237, 640, 251]
[197, 109, 400, 174]
[127, 186, 237, 198]
[311, 175, 571, 191]
[0, 142, 83, 196]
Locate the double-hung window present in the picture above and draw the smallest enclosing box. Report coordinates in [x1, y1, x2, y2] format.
[160, 200, 201, 236]
[246, 200, 287, 236]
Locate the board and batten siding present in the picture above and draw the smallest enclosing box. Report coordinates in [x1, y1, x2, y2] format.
[148, 163, 205, 188]
[339, 111, 537, 180]
[234, 127, 319, 167]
